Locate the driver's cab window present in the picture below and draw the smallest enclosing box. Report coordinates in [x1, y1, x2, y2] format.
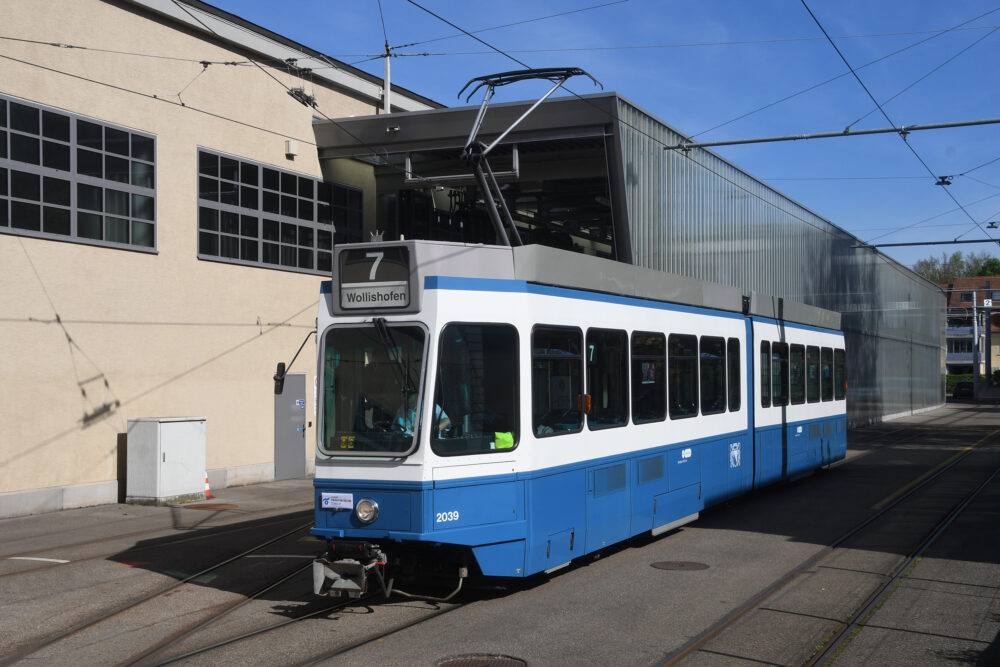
[532, 326, 583, 437]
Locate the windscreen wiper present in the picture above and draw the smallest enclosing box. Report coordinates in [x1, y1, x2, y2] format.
[373, 317, 417, 395]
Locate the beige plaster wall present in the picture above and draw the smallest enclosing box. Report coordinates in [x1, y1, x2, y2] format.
[0, 0, 384, 496]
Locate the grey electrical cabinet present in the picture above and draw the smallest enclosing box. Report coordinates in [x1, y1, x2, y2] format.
[126, 417, 207, 504]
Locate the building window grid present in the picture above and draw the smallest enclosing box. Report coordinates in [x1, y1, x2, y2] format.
[197, 148, 362, 275]
[0, 95, 156, 250]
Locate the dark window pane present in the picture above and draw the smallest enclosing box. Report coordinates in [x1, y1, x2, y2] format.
[631, 331, 665, 423]
[240, 238, 258, 261]
[78, 148, 103, 178]
[131, 194, 154, 221]
[198, 176, 219, 202]
[220, 234, 239, 259]
[220, 210, 239, 235]
[220, 156, 238, 181]
[332, 186, 347, 207]
[0, 167, 6, 196]
[280, 195, 296, 217]
[317, 251, 331, 272]
[77, 120, 102, 149]
[298, 226, 313, 247]
[131, 161, 154, 188]
[790, 344, 805, 405]
[298, 177, 313, 198]
[760, 342, 771, 408]
[11, 170, 41, 201]
[11, 201, 41, 230]
[105, 154, 130, 183]
[532, 326, 583, 437]
[348, 189, 362, 209]
[281, 172, 296, 194]
[280, 244, 297, 267]
[199, 207, 218, 230]
[42, 141, 70, 171]
[317, 181, 332, 203]
[11, 134, 39, 164]
[727, 338, 741, 412]
[0, 100, 6, 126]
[262, 190, 279, 214]
[806, 346, 820, 403]
[78, 212, 102, 239]
[262, 219, 279, 241]
[132, 220, 154, 247]
[198, 151, 218, 176]
[834, 349, 846, 400]
[1, 130, 7, 159]
[41, 111, 70, 141]
[669, 334, 698, 419]
[0, 199, 8, 226]
[298, 247, 313, 269]
[240, 162, 258, 185]
[106, 189, 129, 216]
[106, 216, 129, 243]
[262, 168, 279, 191]
[317, 229, 331, 249]
[772, 343, 789, 406]
[199, 231, 219, 256]
[240, 215, 257, 237]
[43, 177, 71, 206]
[298, 199, 313, 221]
[105, 127, 129, 155]
[699, 336, 726, 415]
[240, 186, 258, 210]
[317, 202, 331, 224]
[132, 134, 154, 161]
[280, 222, 296, 245]
[43, 206, 71, 235]
[586, 329, 628, 428]
[821, 347, 833, 402]
[10, 102, 39, 134]
[262, 241, 279, 264]
[219, 182, 238, 206]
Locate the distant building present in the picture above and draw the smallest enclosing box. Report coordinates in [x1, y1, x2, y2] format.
[941, 277, 1000, 377]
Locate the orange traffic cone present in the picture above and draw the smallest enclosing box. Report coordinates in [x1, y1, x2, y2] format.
[204, 473, 212, 499]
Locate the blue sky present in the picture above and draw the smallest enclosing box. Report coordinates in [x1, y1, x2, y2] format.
[208, 0, 1000, 270]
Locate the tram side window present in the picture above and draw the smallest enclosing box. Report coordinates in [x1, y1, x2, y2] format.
[532, 326, 583, 437]
[760, 341, 771, 407]
[700, 336, 726, 415]
[728, 338, 741, 412]
[772, 342, 789, 406]
[632, 331, 666, 423]
[821, 347, 833, 401]
[669, 334, 699, 418]
[806, 345, 820, 403]
[834, 348, 847, 400]
[586, 329, 628, 429]
[432, 324, 519, 456]
[790, 344, 805, 405]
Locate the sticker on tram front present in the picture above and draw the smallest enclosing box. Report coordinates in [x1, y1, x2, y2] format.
[321, 492, 353, 510]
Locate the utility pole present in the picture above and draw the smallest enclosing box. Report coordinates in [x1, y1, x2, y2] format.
[987, 281, 993, 387]
[973, 290, 980, 390]
[382, 41, 391, 115]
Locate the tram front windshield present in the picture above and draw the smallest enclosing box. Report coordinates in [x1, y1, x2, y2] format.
[322, 324, 425, 455]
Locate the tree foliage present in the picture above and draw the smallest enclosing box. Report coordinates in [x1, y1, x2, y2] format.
[913, 251, 1000, 283]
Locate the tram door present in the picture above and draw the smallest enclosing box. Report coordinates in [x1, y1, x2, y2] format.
[274, 373, 307, 480]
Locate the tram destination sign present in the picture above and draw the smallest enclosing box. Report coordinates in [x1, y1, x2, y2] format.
[338, 247, 411, 310]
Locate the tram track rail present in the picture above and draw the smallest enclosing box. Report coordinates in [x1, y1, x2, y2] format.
[660, 420, 1000, 666]
[0, 520, 315, 667]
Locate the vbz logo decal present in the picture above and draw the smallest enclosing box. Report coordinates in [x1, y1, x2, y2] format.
[729, 442, 742, 469]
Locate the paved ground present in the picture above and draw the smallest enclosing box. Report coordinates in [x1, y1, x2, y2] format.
[0, 402, 997, 666]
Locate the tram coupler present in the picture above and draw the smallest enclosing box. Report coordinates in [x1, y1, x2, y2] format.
[312, 540, 386, 598]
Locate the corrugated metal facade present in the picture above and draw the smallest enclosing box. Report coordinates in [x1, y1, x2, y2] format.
[616, 97, 945, 424]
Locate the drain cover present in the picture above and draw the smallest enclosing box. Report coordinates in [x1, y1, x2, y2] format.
[183, 503, 237, 510]
[438, 656, 526, 667]
[651, 561, 709, 571]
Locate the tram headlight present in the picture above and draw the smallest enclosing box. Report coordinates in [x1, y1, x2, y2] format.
[355, 498, 379, 524]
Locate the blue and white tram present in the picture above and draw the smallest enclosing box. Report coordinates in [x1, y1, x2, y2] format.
[310, 240, 846, 597]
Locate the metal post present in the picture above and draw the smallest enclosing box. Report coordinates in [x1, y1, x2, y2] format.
[383, 42, 391, 115]
[987, 281, 993, 387]
[973, 291, 980, 390]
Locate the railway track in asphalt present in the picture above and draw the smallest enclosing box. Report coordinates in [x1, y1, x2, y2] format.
[0, 519, 316, 666]
[660, 417, 1000, 666]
